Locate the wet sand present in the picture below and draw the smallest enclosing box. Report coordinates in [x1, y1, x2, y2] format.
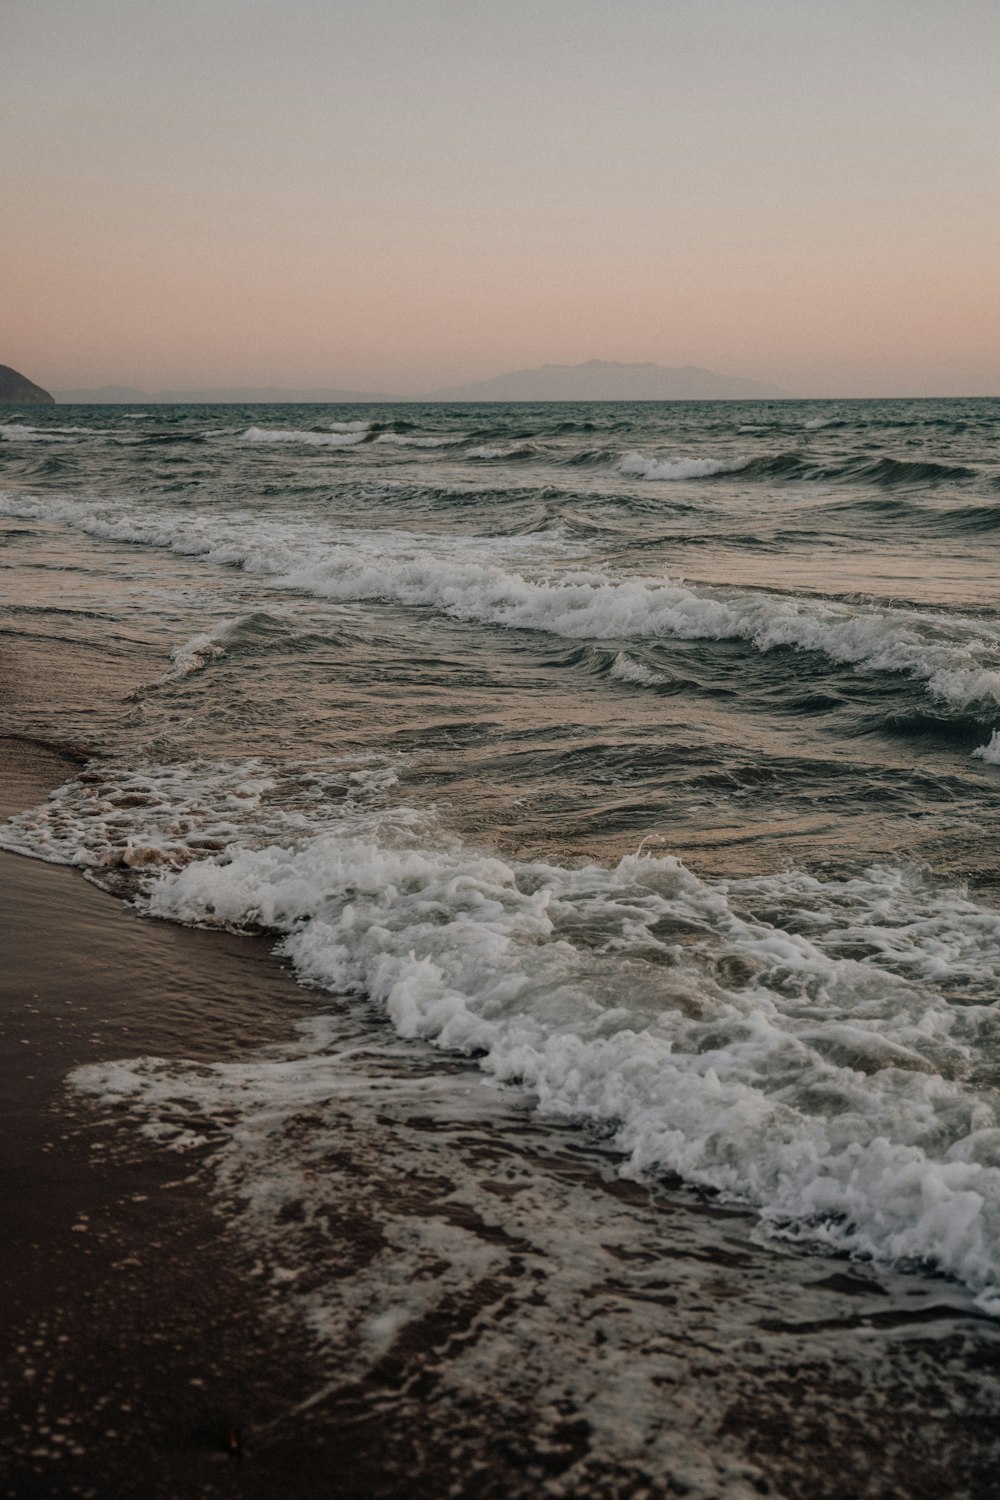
[3, 739, 1000, 1499]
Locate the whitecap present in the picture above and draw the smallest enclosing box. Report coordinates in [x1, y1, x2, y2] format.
[973, 731, 1000, 765]
[240, 426, 368, 447]
[617, 452, 748, 480]
[466, 443, 535, 459]
[609, 652, 667, 687]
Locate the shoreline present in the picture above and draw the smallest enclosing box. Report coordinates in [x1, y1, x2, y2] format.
[4, 742, 1000, 1497]
[0, 844, 329, 1498]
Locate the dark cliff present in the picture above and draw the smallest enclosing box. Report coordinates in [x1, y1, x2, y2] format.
[0, 365, 55, 404]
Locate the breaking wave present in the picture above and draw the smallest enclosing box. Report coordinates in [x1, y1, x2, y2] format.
[240, 426, 369, 447]
[617, 450, 984, 488]
[6, 760, 1000, 1310]
[618, 453, 748, 481]
[2, 491, 999, 722]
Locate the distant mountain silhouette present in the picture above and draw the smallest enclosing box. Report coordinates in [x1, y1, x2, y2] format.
[55, 384, 388, 404]
[54, 361, 790, 405]
[431, 359, 788, 402]
[0, 364, 55, 404]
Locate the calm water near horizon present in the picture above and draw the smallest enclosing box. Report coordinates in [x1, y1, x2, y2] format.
[4, 397, 1000, 1463]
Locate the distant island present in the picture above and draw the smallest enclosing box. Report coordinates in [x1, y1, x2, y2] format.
[0, 364, 55, 405]
[430, 360, 789, 402]
[52, 360, 789, 404]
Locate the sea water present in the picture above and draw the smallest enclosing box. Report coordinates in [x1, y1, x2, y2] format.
[3, 396, 1000, 1325]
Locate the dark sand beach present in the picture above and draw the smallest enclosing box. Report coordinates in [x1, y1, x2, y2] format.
[4, 736, 1000, 1498]
[1, 744, 319, 1497]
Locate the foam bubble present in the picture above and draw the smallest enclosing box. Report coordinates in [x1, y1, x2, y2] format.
[374, 433, 453, 448]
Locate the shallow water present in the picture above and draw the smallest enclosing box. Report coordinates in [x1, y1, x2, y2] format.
[3, 396, 1000, 1339]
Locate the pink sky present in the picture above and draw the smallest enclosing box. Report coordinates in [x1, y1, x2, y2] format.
[5, 0, 999, 396]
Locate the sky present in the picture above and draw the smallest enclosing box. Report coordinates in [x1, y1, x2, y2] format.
[4, 0, 999, 397]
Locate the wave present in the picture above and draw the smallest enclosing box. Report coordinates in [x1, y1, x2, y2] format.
[618, 450, 984, 489]
[836, 456, 979, 487]
[466, 443, 537, 460]
[0, 424, 97, 443]
[4, 491, 1000, 720]
[133, 610, 294, 691]
[618, 453, 748, 481]
[155, 626, 229, 683]
[562, 447, 622, 468]
[7, 761, 1000, 1309]
[609, 652, 672, 687]
[973, 732, 1000, 766]
[745, 453, 980, 488]
[239, 426, 369, 448]
[932, 503, 1000, 535]
[125, 431, 207, 447]
[374, 433, 454, 448]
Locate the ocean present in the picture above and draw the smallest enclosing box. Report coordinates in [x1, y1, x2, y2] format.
[3, 397, 1000, 1488]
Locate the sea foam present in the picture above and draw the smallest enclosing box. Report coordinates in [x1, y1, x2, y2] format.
[10, 759, 999, 1308]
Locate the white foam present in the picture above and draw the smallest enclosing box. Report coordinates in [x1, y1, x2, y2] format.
[609, 652, 668, 687]
[617, 452, 747, 481]
[0, 424, 99, 442]
[155, 624, 230, 683]
[973, 731, 1000, 765]
[466, 443, 534, 459]
[3, 490, 1000, 714]
[0, 756, 396, 874]
[374, 433, 453, 448]
[239, 426, 368, 447]
[26, 765, 1000, 1308]
[145, 610, 297, 688]
[327, 420, 371, 432]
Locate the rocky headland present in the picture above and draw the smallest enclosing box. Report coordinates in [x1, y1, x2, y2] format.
[0, 364, 55, 404]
